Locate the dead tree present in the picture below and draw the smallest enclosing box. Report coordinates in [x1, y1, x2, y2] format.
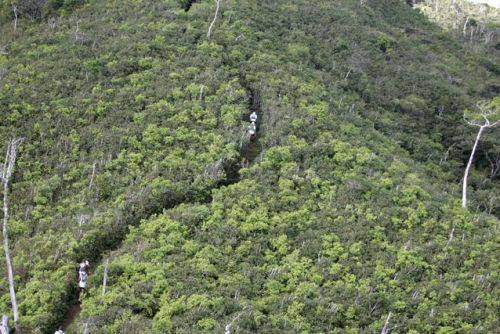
[1, 138, 24, 332]
[381, 312, 392, 334]
[88, 162, 97, 191]
[224, 313, 241, 334]
[199, 85, 205, 101]
[462, 103, 499, 208]
[12, 5, 18, 32]
[207, 0, 221, 39]
[463, 17, 470, 37]
[102, 259, 109, 296]
[0, 315, 8, 334]
[224, 307, 251, 334]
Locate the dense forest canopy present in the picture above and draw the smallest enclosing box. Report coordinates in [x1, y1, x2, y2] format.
[0, 0, 498, 333]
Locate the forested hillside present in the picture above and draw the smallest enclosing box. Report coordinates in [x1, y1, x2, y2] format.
[417, 0, 499, 47]
[0, 0, 498, 333]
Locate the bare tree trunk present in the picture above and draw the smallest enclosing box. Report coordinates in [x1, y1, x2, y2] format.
[462, 102, 499, 209]
[381, 311, 392, 334]
[83, 322, 89, 334]
[88, 162, 96, 191]
[102, 259, 109, 296]
[224, 308, 249, 334]
[1, 139, 23, 333]
[207, 0, 221, 39]
[446, 226, 455, 247]
[12, 6, 18, 33]
[463, 16, 470, 37]
[462, 126, 485, 208]
[199, 85, 205, 101]
[2, 182, 18, 328]
[0, 315, 8, 334]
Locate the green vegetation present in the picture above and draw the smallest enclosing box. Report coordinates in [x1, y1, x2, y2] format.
[416, 0, 499, 47]
[0, 0, 87, 21]
[0, 0, 498, 333]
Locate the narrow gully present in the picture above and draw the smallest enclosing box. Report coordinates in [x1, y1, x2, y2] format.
[56, 85, 264, 332]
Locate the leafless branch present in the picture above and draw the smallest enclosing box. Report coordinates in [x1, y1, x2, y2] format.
[88, 162, 97, 191]
[207, 0, 221, 39]
[0, 315, 8, 334]
[462, 105, 499, 208]
[381, 312, 392, 334]
[224, 307, 251, 334]
[1, 138, 24, 332]
[102, 259, 109, 296]
[446, 226, 455, 247]
[199, 85, 205, 101]
[12, 5, 18, 32]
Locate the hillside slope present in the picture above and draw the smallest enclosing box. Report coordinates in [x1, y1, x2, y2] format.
[0, 0, 498, 333]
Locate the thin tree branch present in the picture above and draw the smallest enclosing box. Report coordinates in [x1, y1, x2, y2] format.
[381, 312, 392, 334]
[102, 259, 109, 296]
[462, 105, 499, 208]
[446, 226, 455, 247]
[12, 5, 18, 33]
[1, 138, 24, 332]
[462, 125, 485, 208]
[88, 162, 97, 191]
[207, 0, 221, 39]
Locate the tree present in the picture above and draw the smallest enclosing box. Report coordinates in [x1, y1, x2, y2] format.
[0, 138, 24, 333]
[207, 0, 221, 39]
[462, 99, 499, 208]
[381, 312, 392, 334]
[12, 4, 18, 32]
[9, 0, 47, 21]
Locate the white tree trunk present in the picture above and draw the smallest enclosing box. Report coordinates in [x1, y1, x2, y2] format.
[12, 6, 18, 33]
[1, 139, 23, 332]
[462, 126, 485, 208]
[2, 182, 19, 327]
[463, 17, 470, 37]
[83, 322, 89, 334]
[207, 0, 221, 39]
[0, 315, 8, 334]
[88, 162, 96, 191]
[381, 311, 392, 334]
[102, 259, 109, 296]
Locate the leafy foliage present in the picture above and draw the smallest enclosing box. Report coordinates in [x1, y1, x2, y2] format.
[416, 0, 499, 47]
[0, 0, 498, 333]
